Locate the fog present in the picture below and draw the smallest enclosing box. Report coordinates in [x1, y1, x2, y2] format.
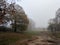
[8, 0, 60, 28]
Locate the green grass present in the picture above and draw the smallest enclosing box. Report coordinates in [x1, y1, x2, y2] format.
[0, 32, 32, 45]
[25, 31, 41, 35]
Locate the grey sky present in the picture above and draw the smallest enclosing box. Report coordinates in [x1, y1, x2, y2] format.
[8, 0, 60, 28]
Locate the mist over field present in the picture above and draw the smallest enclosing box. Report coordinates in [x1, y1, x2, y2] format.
[0, 0, 60, 45]
[17, 0, 60, 28]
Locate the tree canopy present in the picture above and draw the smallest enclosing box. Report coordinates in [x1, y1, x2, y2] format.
[0, 0, 29, 32]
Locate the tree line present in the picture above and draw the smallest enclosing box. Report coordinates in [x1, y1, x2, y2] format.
[48, 8, 60, 35]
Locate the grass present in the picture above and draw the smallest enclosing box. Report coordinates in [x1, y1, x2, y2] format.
[55, 32, 60, 38]
[0, 31, 51, 45]
[0, 32, 33, 45]
[47, 31, 60, 39]
[25, 30, 44, 35]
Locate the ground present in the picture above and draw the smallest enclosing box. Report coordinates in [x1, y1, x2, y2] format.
[0, 31, 60, 45]
[11, 31, 56, 45]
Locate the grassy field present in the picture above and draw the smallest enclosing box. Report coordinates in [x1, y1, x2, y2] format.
[0, 31, 60, 45]
[0, 32, 33, 45]
[0, 31, 42, 45]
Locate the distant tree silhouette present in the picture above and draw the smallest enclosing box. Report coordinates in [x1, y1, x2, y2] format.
[27, 18, 35, 31]
[48, 8, 60, 32]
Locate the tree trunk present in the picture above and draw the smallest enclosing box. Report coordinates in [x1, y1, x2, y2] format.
[14, 16, 17, 32]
